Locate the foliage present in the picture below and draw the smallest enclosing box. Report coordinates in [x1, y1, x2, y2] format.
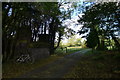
[86, 29, 99, 49]
[64, 50, 120, 78]
[78, 2, 120, 50]
[2, 2, 77, 62]
[63, 35, 83, 47]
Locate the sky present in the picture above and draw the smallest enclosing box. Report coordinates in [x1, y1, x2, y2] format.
[61, 2, 93, 44]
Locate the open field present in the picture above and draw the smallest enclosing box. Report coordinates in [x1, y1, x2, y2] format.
[55, 46, 84, 56]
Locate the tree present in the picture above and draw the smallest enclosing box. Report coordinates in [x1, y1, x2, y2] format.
[64, 35, 83, 47]
[2, 2, 77, 62]
[74, 38, 82, 46]
[86, 29, 100, 50]
[78, 2, 120, 50]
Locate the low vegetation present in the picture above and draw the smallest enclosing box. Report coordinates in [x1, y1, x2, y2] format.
[3, 47, 83, 78]
[2, 55, 62, 78]
[64, 50, 120, 78]
[55, 46, 84, 56]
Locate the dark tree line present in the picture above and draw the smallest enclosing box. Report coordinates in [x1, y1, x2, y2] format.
[78, 2, 120, 51]
[2, 2, 76, 62]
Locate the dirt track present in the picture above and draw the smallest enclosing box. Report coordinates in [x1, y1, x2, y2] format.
[18, 49, 91, 78]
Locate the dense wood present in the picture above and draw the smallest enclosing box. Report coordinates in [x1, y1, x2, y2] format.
[2, 2, 74, 62]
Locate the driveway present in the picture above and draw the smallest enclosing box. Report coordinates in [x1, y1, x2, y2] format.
[18, 49, 91, 78]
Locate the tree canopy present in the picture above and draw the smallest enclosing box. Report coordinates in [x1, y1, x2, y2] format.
[78, 2, 120, 50]
[2, 2, 76, 62]
[2, 2, 120, 62]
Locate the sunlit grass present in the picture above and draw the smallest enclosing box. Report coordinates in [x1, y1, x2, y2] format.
[55, 46, 85, 56]
[67, 46, 82, 49]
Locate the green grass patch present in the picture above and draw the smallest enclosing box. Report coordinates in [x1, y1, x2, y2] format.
[55, 46, 85, 56]
[64, 50, 120, 78]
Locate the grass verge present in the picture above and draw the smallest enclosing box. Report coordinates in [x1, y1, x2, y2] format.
[64, 50, 120, 78]
[55, 46, 85, 56]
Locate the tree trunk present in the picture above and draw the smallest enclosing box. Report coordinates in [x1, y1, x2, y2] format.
[54, 32, 62, 50]
[49, 18, 55, 55]
[111, 34, 120, 50]
[5, 38, 12, 61]
[44, 22, 47, 34]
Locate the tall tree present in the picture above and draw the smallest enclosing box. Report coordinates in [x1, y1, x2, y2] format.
[78, 2, 120, 50]
[2, 2, 76, 62]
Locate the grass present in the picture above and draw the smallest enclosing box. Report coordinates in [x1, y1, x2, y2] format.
[55, 46, 84, 56]
[64, 50, 120, 78]
[2, 55, 62, 78]
[3, 46, 84, 78]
